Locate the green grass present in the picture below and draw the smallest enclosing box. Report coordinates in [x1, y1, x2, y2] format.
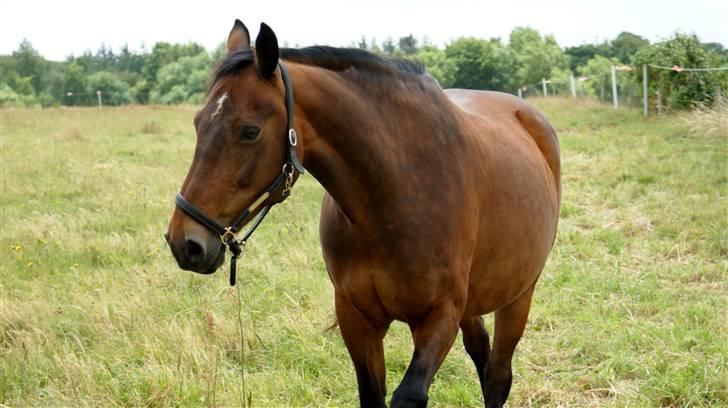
[1, 99, 726, 407]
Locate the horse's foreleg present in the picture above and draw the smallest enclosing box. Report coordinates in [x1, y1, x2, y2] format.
[460, 315, 490, 387]
[391, 299, 460, 408]
[484, 283, 536, 408]
[336, 293, 390, 408]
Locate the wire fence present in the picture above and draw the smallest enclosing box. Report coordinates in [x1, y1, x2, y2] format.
[518, 63, 728, 116]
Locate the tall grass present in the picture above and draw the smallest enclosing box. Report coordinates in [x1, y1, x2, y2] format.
[683, 97, 728, 139]
[1, 100, 726, 406]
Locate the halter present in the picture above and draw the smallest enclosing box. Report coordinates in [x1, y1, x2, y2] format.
[174, 62, 304, 286]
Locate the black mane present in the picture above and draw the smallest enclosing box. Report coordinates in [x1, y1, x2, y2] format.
[281, 46, 425, 76]
[212, 46, 425, 85]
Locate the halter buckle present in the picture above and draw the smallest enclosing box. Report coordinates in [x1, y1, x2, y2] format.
[282, 163, 295, 197]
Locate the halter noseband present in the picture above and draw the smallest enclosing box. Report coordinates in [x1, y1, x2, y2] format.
[174, 62, 304, 286]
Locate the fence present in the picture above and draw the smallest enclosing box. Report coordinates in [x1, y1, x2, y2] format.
[519, 63, 728, 116]
[642, 64, 728, 116]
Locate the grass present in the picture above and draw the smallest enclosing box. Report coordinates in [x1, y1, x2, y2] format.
[1, 98, 726, 407]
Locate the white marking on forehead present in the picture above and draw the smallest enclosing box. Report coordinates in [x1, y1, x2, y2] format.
[211, 92, 229, 118]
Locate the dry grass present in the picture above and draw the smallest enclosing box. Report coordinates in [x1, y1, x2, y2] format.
[1, 100, 726, 406]
[683, 97, 728, 139]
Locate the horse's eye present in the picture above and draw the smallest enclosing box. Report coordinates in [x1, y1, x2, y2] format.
[239, 126, 261, 141]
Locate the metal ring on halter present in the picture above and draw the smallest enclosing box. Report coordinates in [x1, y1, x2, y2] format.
[288, 129, 298, 146]
[282, 162, 294, 178]
[220, 227, 236, 245]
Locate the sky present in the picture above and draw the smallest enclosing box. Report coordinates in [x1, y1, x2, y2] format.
[2, 0, 726, 61]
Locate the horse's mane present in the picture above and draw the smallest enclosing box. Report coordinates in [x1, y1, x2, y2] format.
[212, 46, 425, 86]
[281, 46, 425, 76]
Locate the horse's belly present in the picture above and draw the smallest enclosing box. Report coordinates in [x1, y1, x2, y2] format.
[464, 158, 559, 315]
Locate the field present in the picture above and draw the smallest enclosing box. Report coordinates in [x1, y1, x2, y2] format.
[1, 99, 726, 407]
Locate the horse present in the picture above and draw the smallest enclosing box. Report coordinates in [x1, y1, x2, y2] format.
[165, 20, 560, 408]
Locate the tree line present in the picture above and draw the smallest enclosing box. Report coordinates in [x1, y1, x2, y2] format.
[1, 28, 726, 110]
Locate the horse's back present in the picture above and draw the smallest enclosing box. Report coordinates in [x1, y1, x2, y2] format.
[445, 89, 560, 193]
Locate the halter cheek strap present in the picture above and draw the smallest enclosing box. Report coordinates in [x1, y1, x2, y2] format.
[174, 61, 303, 286]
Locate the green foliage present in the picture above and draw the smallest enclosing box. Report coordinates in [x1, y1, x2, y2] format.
[575, 56, 641, 105]
[611, 32, 649, 64]
[415, 45, 456, 88]
[138, 42, 207, 103]
[398, 35, 418, 55]
[566, 32, 648, 71]
[565, 43, 612, 72]
[510, 27, 570, 88]
[0, 31, 721, 109]
[445, 37, 516, 91]
[633, 33, 728, 110]
[149, 52, 211, 105]
[87, 71, 133, 106]
[12, 39, 47, 93]
[578, 55, 622, 99]
[62, 62, 89, 106]
[0, 82, 39, 107]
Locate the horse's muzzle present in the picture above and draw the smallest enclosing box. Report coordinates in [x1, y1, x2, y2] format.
[164, 232, 225, 274]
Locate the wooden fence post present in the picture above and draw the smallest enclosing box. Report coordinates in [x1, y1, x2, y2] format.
[611, 65, 618, 108]
[642, 64, 648, 116]
[570, 75, 576, 98]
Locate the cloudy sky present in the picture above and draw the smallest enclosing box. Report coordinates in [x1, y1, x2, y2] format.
[2, 0, 726, 60]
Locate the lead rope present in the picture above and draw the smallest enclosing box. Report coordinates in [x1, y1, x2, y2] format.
[234, 275, 248, 407]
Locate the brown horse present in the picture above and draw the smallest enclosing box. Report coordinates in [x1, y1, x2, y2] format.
[165, 20, 560, 408]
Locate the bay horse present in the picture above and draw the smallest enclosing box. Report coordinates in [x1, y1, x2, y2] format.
[165, 20, 560, 408]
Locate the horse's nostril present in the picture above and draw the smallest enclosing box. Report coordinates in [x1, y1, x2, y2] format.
[183, 238, 205, 262]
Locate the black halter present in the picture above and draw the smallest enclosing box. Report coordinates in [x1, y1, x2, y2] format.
[174, 62, 304, 286]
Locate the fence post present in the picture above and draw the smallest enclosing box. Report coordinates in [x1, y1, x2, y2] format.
[542, 78, 548, 97]
[570, 75, 576, 98]
[715, 87, 722, 109]
[96, 90, 103, 109]
[517, 88, 522, 99]
[656, 90, 662, 115]
[642, 64, 648, 116]
[611, 65, 618, 108]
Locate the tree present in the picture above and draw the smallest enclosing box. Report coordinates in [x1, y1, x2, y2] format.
[138, 42, 207, 103]
[565, 43, 611, 72]
[12, 39, 46, 93]
[416, 45, 456, 88]
[62, 62, 88, 106]
[509, 27, 571, 89]
[87, 71, 133, 106]
[610, 32, 649, 64]
[357, 36, 368, 50]
[579, 55, 624, 101]
[149, 52, 211, 104]
[701, 42, 728, 58]
[398, 35, 418, 55]
[446, 37, 516, 91]
[382, 37, 396, 56]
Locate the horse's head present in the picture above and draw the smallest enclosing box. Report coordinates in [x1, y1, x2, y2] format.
[165, 20, 301, 274]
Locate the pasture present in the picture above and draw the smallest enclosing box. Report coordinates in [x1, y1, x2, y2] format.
[1, 99, 726, 406]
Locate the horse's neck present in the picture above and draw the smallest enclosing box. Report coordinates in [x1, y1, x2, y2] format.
[292, 63, 460, 224]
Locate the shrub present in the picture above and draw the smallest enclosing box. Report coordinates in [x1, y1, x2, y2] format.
[633, 33, 728, 110]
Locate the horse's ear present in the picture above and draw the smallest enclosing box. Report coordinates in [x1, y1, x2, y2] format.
[255, 23, 279, 78]
[226, 19, 250, 53]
